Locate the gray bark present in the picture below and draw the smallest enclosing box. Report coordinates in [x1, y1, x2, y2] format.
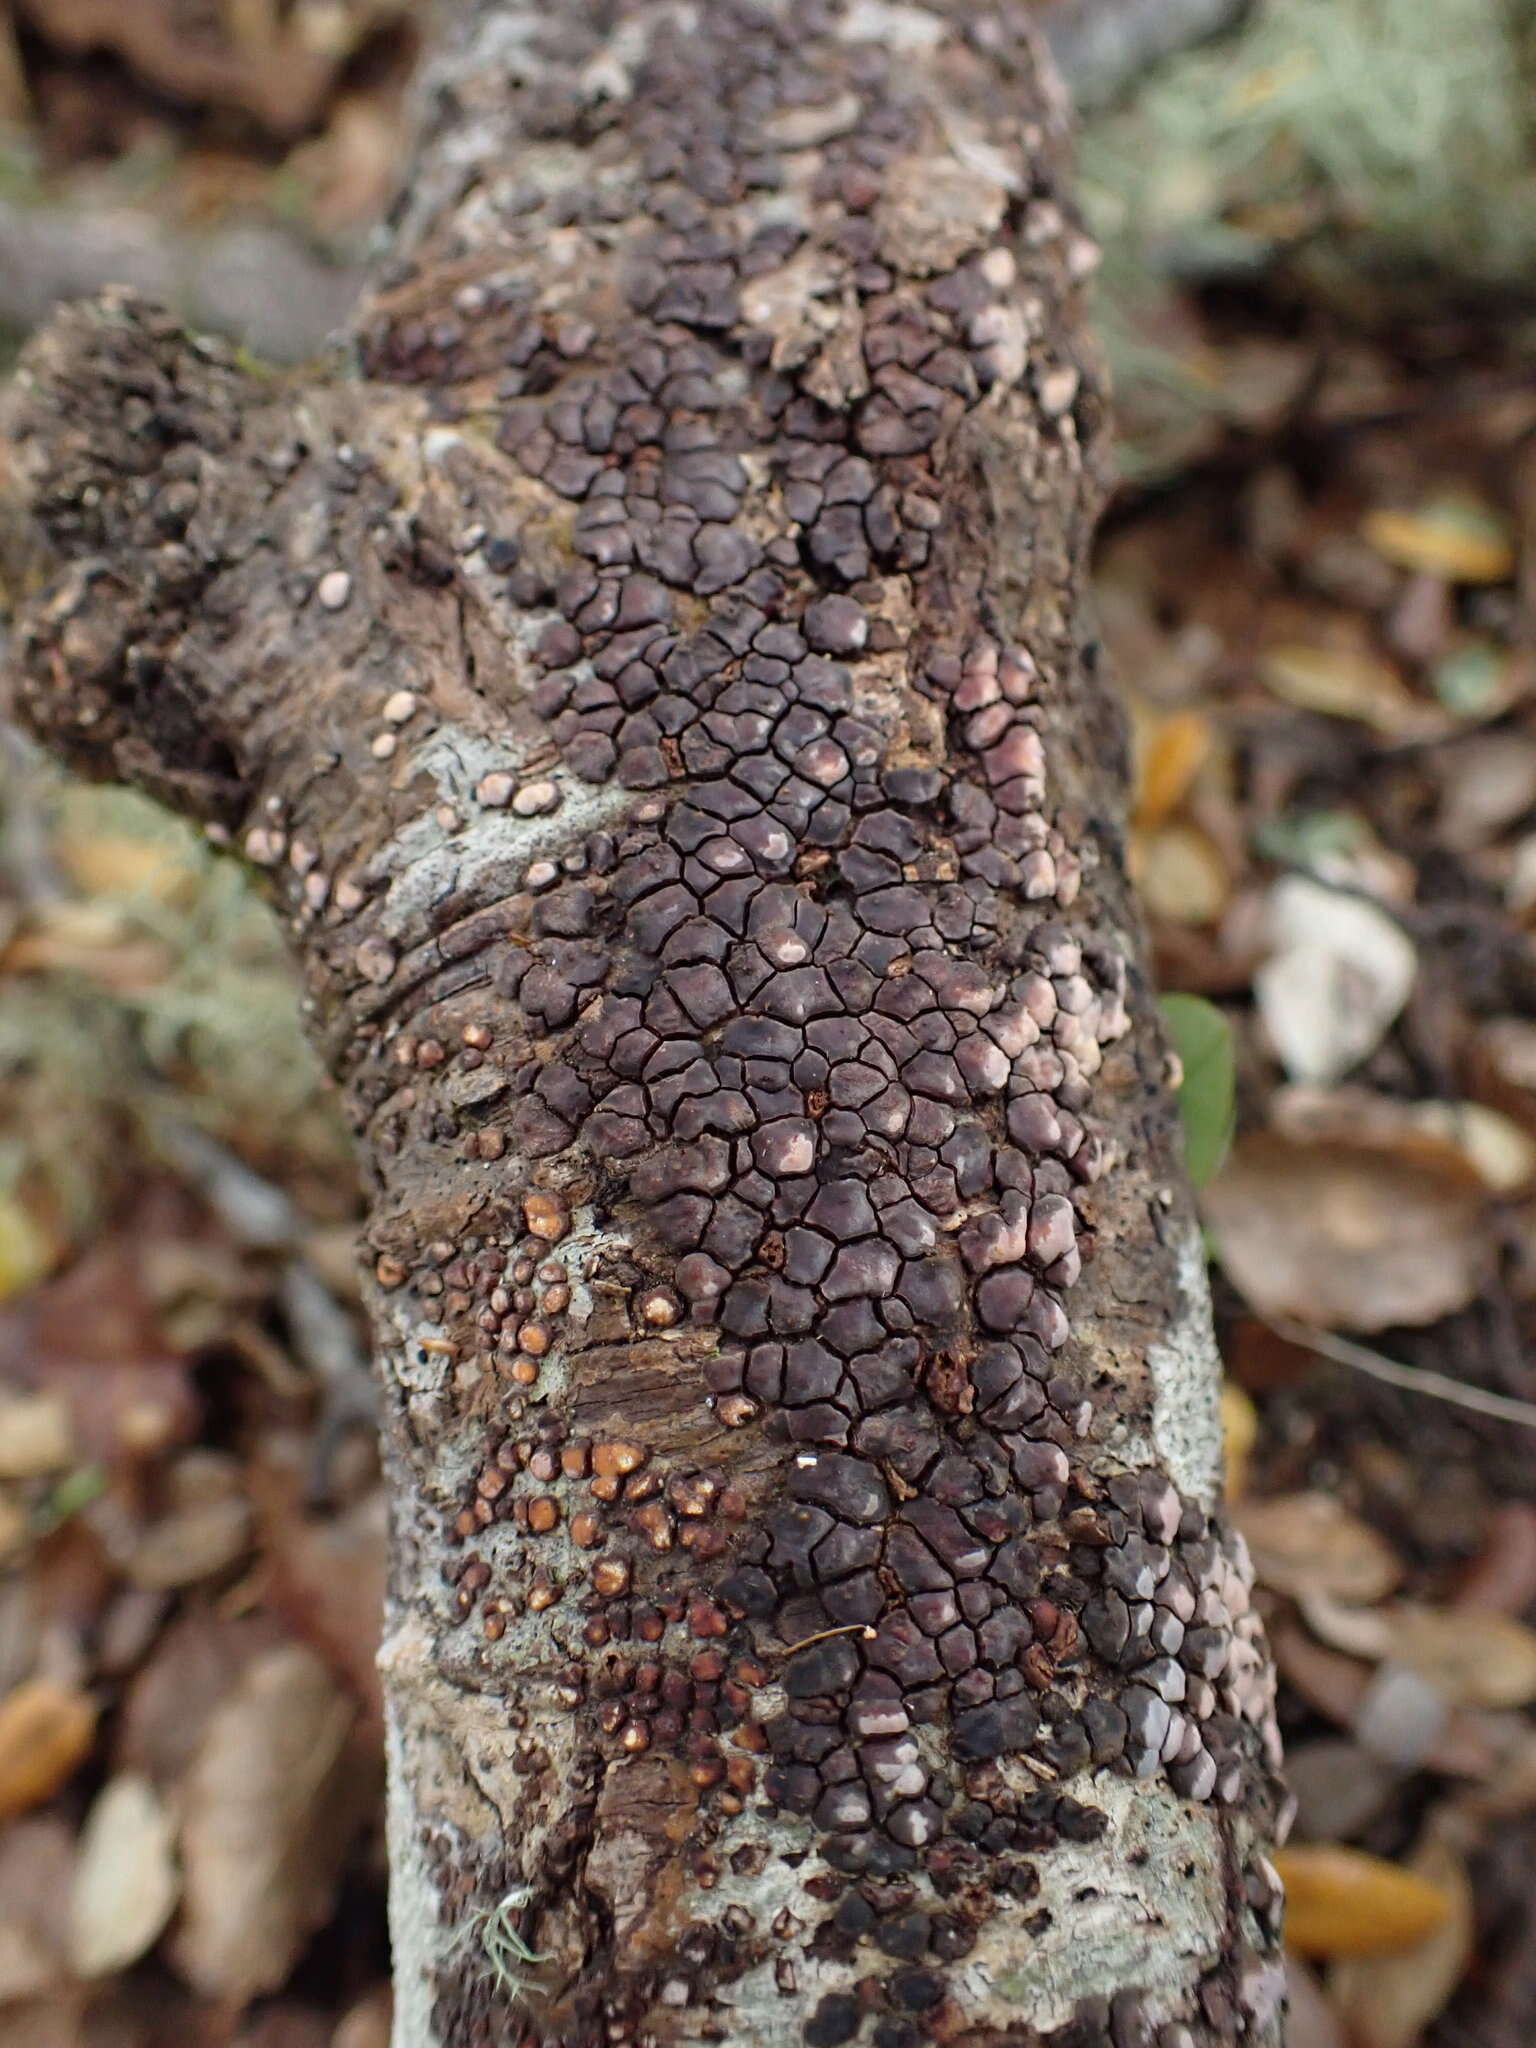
[0, 4, 1286, 2045]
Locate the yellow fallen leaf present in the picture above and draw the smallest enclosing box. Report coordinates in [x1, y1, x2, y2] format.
[1276, 1844, 1452, 1959]
[1363, 498, 1514, 584]
[52, 831, 194, 906]
[1329, 1823, 1474, 2048]
[0, 1394, 74, 1480]
[0, 1195, 55, 1304]
[1134, 821, 1230, 926]
[1238, 1492, 1402, 1603]
[1260, 644, 1430, 737]
[1222, 1380, 1258, 1502]
[1135, 711, 1214, 830]
[0, 1682, 96, 1821]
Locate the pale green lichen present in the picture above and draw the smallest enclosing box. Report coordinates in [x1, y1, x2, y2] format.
[451, 1884, 552, 2003]
[1078, 0, 1536, 474]
[0, 766, 343, 1240]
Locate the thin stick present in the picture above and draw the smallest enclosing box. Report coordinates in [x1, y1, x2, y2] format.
[1268, 1316, 1536, 1432]
[779, 1623, 877, 1656]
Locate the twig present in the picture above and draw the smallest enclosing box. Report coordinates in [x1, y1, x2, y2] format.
[1268, 1315, 1536, 1433]
[779, 1623, 877, 1655]
[154, 1116, 374, 1493]
[281, 1260, 378, 1500]
[152, 1115, 300, 1247]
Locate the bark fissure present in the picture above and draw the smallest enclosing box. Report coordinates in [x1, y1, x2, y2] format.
[0, 5, 1285, 2046]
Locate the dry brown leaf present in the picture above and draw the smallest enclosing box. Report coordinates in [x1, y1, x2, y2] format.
[1451, 1714, 1536, 1822]
[237, 2006, 335, 2048]
[1474, 1015, 1536, 1116]
[1455, 1503, 1536, 1616]
[69, 1772, 179, 1979]
[1270, 1085, 1536, 1195]
[1270, 1622, 1494, 1777]
[0, 1993, 86, 2048]
[0, 1680, 96, 1820]
[13, 0, 405, 134]
[172, 1643, 372, 2002]
[1284, 1959, 1347, 2048]
[126, 1497, 253, 1592]
[1329, 1821, 1475, 2048]
[253, 1452, 386, 1731]
[1301, 1594, 1536, 1709]
[332, 1988, 393, 2048]
[113, 1451, 254, 1592]
[1237, 1491, 1403, 1602]
[1275, 1843, 1453, 1959]
[288, 92, 404, 232]
[1203, 1134, 1489, 1332]
[0, 1228, 201, 1470]
[0, 1818, 72, 2002]
[1435, 732, 1536, 851]
[116, 1609, 281, 1787]
[1285, 1738, 1399, 1843]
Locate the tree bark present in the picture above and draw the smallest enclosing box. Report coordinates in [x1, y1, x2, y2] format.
[0, 5, 1286, 2045]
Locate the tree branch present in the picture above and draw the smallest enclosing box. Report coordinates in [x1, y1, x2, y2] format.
[0, 4, 1286, 2045]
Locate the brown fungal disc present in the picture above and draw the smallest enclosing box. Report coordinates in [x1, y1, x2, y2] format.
[522, 1191, 570, 1242]
[527, 1573, 559, 1614]
[592, 1441, 648, 1480]
[639, 1286, 683, 1327]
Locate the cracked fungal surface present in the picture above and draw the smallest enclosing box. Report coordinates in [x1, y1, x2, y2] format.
[1, 3, 1287, 2046]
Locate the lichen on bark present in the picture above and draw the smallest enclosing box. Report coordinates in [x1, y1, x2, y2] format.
[0, 4, 1286, 2046]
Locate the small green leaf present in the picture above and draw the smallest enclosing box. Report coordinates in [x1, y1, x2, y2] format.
[1252, 807, 1368, 869]
[1159, 992, 1236, 1188]
[1432, 640, 1504, 716]
[46, 1462, 106, 1528]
